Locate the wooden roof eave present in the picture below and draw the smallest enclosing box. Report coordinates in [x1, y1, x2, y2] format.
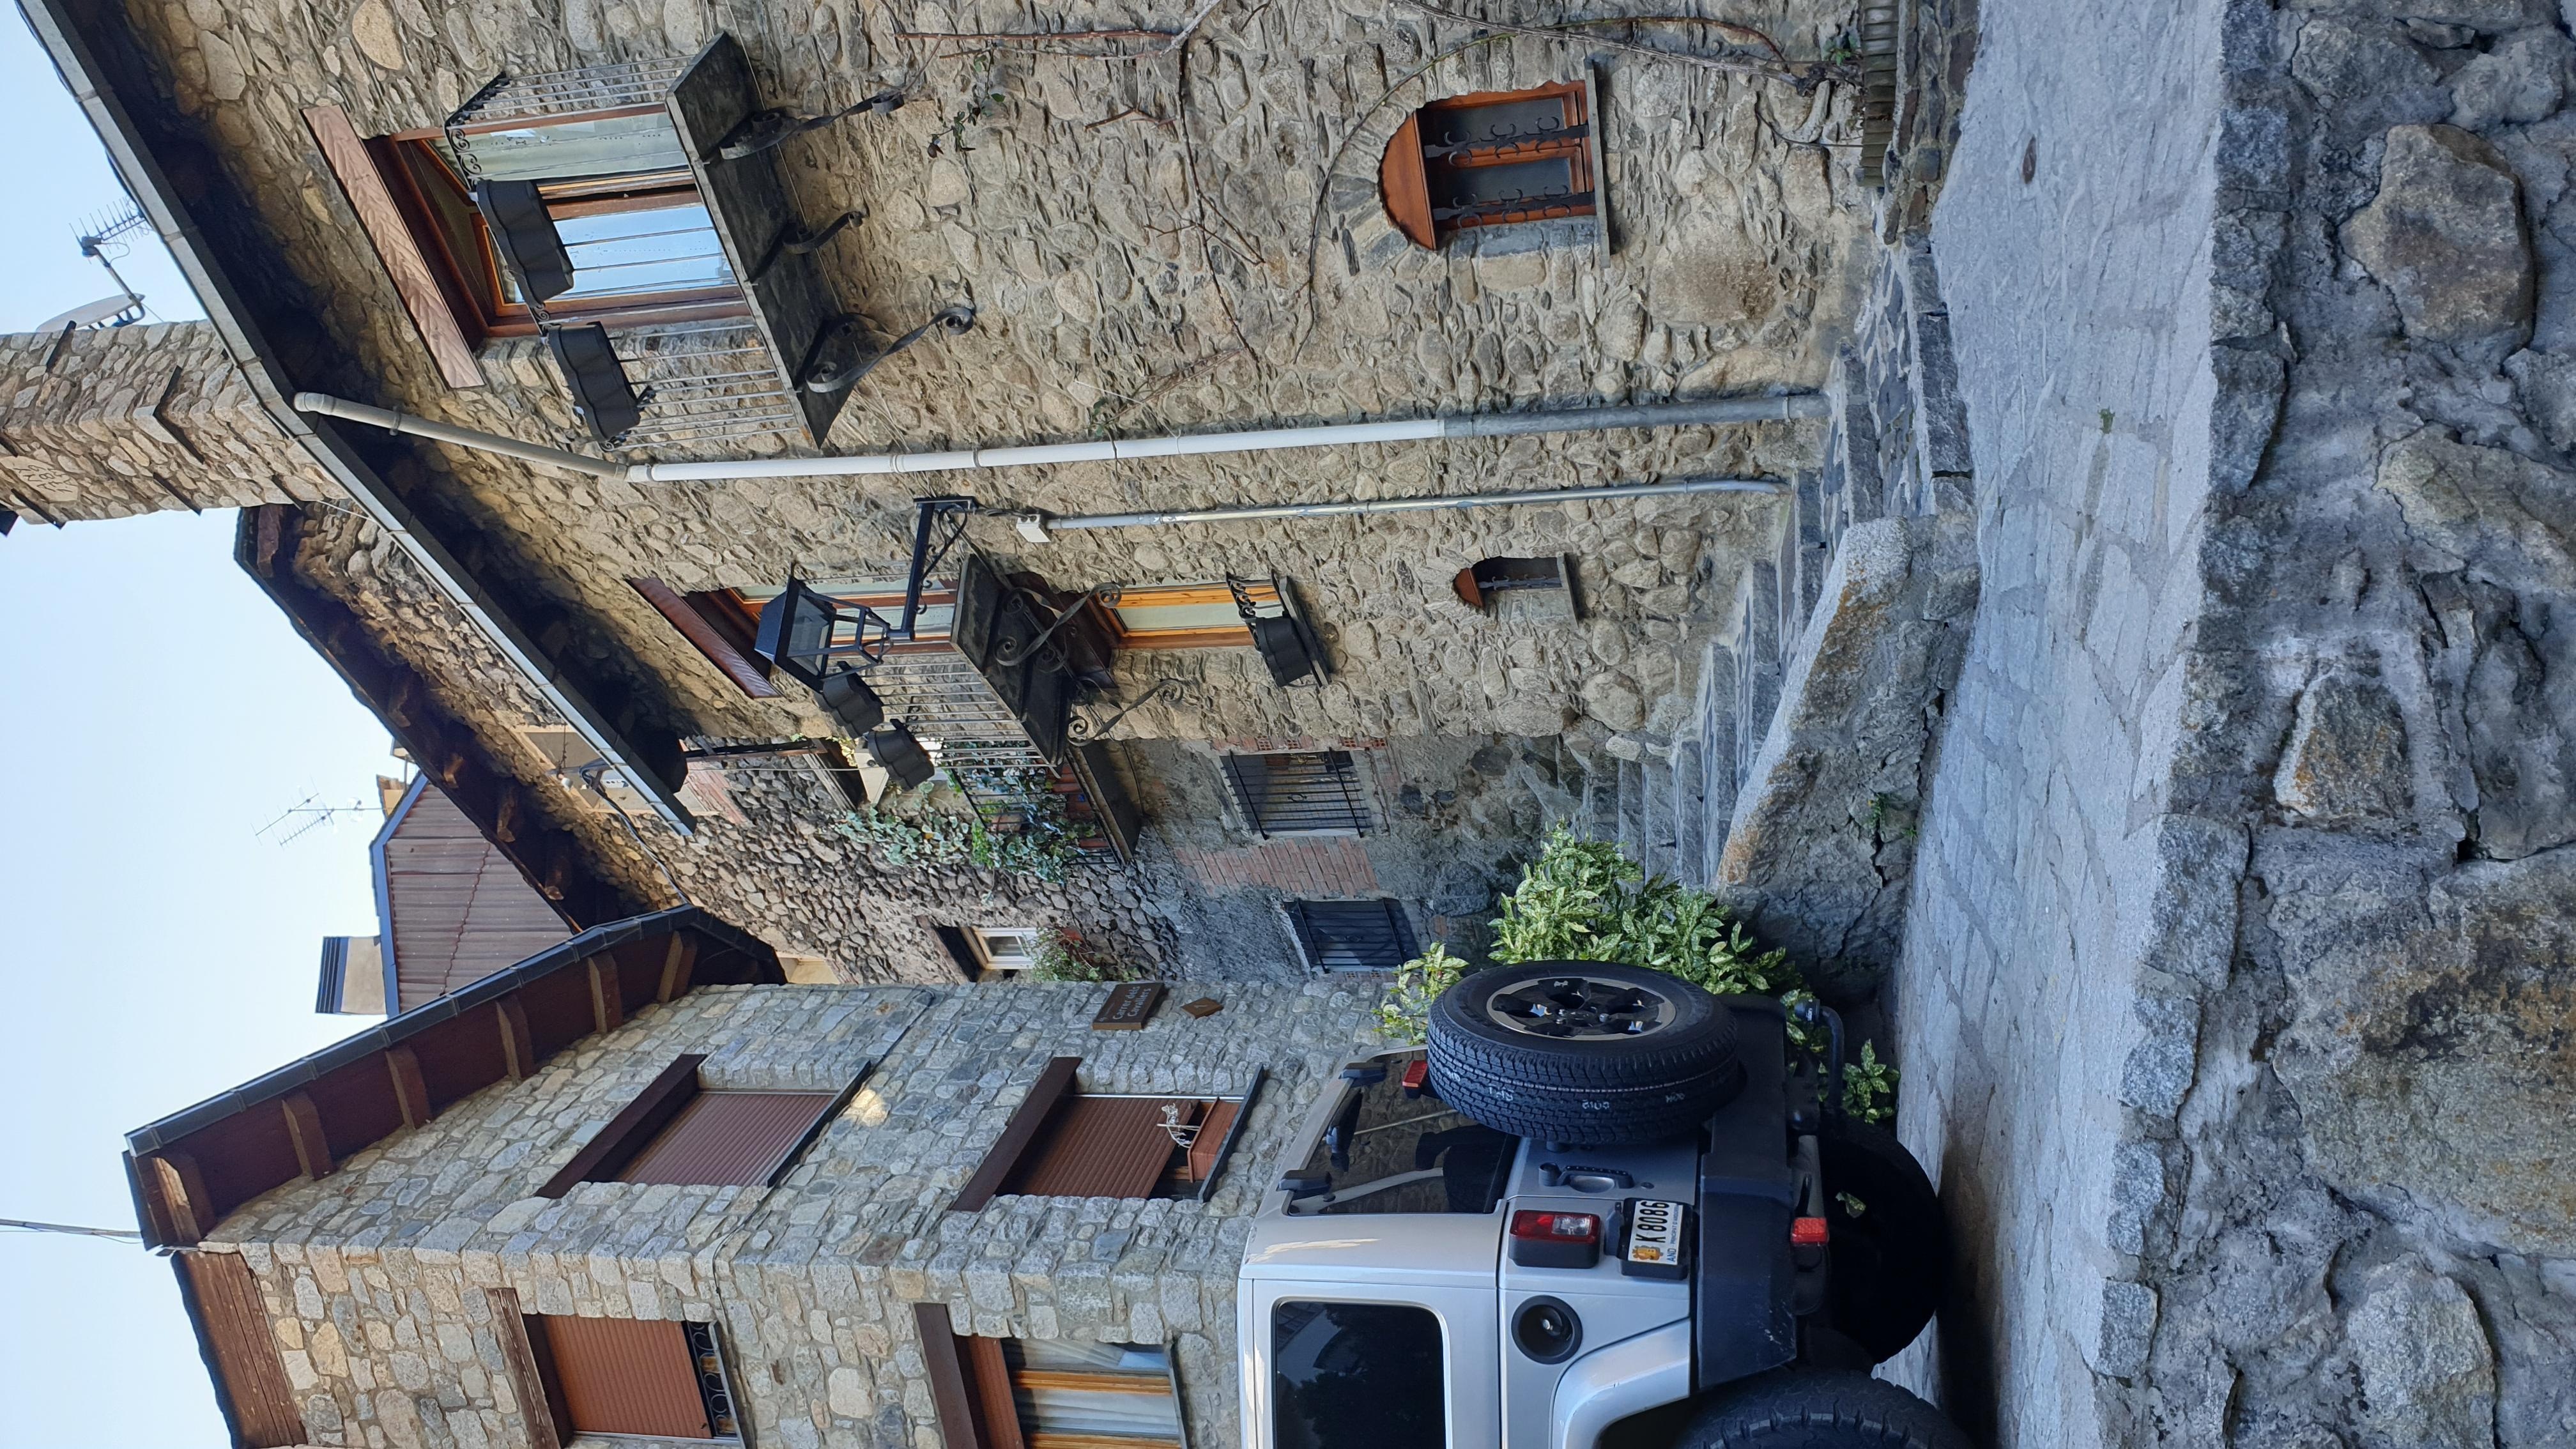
[123, 905, 783, 1249]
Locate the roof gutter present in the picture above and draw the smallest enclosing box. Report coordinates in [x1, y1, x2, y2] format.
[19, 0, 695, 836]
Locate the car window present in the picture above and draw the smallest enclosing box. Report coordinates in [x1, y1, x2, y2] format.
[1271, 1301, 1445, 1449]
[1285, 1052, 1517, 1215]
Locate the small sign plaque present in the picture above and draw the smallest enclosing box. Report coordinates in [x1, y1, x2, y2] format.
[1181, 997, 1224, 1018]
[1092, 982, 1167, 1031]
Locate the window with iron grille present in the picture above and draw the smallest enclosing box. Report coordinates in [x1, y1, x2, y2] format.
[1284, 900, 1420, 974]
[1379, 80, 1601, 249]
[1222, 751, 1374, 836]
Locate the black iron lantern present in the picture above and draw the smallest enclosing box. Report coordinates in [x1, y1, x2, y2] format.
[754, 579, 887, 689]
[815, 668, 885, 737]
[863, 722, 936, 791]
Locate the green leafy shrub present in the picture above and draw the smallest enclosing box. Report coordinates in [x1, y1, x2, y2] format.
[1841, 1040, 1899, 1124]
[1490, 825, 1793, 998]
[1376, 943, 1469, 1045]
[1377, 824, 1900, 1123]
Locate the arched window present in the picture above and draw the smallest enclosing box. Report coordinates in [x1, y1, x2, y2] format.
[1380, 80, 1598, 249]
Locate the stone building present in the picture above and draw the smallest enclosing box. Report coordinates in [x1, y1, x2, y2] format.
[12, 0, 1887, 990]
[37, 0, 2576, 1443]
[126, 904, 1382, 1449]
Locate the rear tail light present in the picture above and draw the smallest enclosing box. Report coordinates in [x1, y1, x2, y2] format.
[1509, 1211, 1602, 1268]
[1791, 1216, 1830, 1246]
[1401, 1059, 1430, 1096]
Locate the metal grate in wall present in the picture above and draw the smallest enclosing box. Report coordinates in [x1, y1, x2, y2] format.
[1222, 749, 1373, 836]
[1284, 898, 1419, 973]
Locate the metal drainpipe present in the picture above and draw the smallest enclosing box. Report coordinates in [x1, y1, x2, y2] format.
[1011, 476, 1784, 540]
[293, 392, 1828, 484]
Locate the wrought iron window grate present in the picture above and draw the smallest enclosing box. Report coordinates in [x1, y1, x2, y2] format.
[1284, 899, 1419, 974]
[1222, 750, 1373, 836]
[605, 322, 808, 448]
[864, 652, 1052, 770]
[445, 58, 694, 135]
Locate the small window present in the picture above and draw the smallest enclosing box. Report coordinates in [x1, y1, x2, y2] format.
[726, 578, 958, 650]
[1097, 580, 1282, 649]
[1453, 556, 1579, 622]
[1380, 81, 1597, 249]
[1271, 1301, 1446, 1449]
[616, 1089, 845, 1185]
[974, 928, 1043, 972]
[950, 1058, 1255, 1210]
[952, 1337, 1186, 1448]
[537, 1056, 849, 1194]
[530, 1315, 740, 1441]
[369, 123, 742, 342]
[1284, 900, 1419, 974]
[1223, 751, 1374, 836]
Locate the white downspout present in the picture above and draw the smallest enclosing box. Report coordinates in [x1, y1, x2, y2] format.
[293, 392, 1828, 484]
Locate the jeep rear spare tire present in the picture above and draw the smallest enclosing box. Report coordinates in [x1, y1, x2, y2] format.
[1426, 962, 1742, 1146]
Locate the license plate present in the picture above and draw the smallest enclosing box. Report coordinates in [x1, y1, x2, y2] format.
[1623, 1199, 1687, 1278]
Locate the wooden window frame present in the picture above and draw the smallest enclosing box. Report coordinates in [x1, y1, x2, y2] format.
[971, 926, 1044, 973]
[1380, 77, 1602, 249]
[318, 102, 749, 361]
[1096, 581, 1280, 650]
[721, 581, 964, 657]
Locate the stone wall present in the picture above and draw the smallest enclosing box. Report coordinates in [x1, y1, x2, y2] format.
[98, 0, 1876, 755]
[0, 321, 325, 523]
[1896, 0, 2576, 1444]
[204, 977, 1384, 1449]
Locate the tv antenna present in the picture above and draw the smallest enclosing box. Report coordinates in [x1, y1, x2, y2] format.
[35, 203, 150, 332]
[257, 792, 376, 846]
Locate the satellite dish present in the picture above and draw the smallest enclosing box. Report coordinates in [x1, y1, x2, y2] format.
[35, 293, 144, 331]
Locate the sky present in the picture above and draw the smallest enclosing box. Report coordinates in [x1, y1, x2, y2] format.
[0, 12, 402, 1446]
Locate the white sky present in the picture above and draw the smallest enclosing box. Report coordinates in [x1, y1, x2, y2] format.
[0, 13, 401, 1446]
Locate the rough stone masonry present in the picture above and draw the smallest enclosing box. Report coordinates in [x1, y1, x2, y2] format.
[1886, 0, 2576, 1444]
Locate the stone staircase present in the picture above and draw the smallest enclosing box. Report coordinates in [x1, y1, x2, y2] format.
[1583, 236, 1979, 1000]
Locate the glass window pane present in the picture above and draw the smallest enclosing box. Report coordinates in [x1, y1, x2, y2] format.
[1271, 1301, 1445, 1449]
[554, 202, 733, 300]
[453, 111, 690, 181]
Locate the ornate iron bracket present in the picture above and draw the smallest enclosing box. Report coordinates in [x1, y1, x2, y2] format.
[749, 208, 866, 284]
[896, 494, 979, 642]
[715, 89, 907, 161]
[992, 583, 1121, 668]
[1068, 678, 1191, 743]
[800, 304, 976, 396]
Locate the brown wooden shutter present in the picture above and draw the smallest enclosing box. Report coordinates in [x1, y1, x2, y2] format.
[540, 1317, 712, 1439]
[631, 578, 782, 698]
[1006, 1097, 1196, 1199]
[617, 1090, 839, 1186]
[1379, 112, 1436, 249]
[963, 1336, 1028, 1449]
[177, 1252, 304, 1449]
[916, 1304, 987, 1449]
[951, 1057, 1082, 1212]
